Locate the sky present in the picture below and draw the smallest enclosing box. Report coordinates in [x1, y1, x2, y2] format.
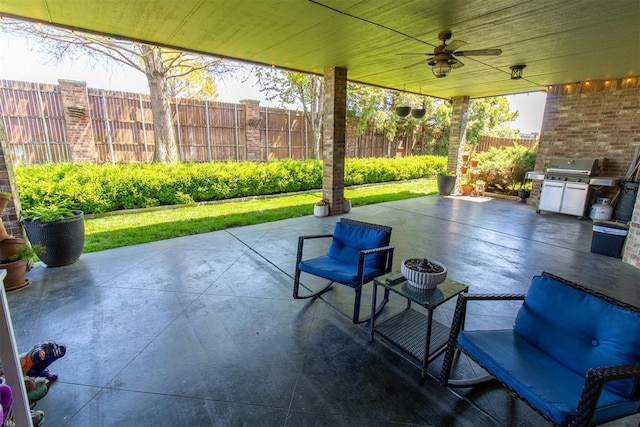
[0, 33, 547, 133]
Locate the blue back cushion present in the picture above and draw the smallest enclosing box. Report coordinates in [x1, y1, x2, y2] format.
[514, 275, 640, 398]
[327, 222, 387, 269]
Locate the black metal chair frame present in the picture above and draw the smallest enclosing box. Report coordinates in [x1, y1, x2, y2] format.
[439, 271, 640, 427]
[293, 218, 394, 324]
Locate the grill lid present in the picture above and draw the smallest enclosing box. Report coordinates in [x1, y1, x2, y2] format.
[545, 157, 602, 176]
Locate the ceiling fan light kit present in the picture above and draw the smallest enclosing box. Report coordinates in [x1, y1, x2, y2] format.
[432, 61, 452, 78]
[510, 65, 526, 79]
[401, 31, 502, 79]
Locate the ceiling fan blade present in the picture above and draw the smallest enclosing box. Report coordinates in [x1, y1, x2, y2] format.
[443, 39, 467, 53]
[396, 52, 430, 56]
[403, 59, 427, 69]
[454, 49, 502, 56]
[451, 59, 464, 69]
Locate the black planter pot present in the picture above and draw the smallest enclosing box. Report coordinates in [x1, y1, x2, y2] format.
[437, 175, 456, 196]
[517, 189, 531, 202]
[22, 210, 85, 267]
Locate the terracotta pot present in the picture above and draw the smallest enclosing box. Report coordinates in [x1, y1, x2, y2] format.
[460, 166, 468, 174]
[343, 200, 351, 213]
[470, 159, 479, 167]
[461, 184, 474, 196]
[0, 219, 8, 242]
[461, 154, 469, 162]
[0, 237, 25, 262]
[0, 258, 29, 291]
[0, 193, 10, 214]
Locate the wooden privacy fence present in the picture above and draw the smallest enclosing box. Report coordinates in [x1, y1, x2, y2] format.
[0, 79, 430, 164]
[477, 135, 538, 152]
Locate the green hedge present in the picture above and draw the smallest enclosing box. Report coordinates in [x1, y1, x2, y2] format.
[15, 156, 446, 215]
[477, 143, 538, 194]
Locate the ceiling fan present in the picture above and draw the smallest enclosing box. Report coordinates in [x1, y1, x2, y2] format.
[401, 32, 502, 78]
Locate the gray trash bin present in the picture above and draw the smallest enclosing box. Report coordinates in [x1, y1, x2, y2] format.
[591, 221, 629, 258]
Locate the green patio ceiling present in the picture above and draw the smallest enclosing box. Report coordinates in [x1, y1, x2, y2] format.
[1, 0, 638, 99]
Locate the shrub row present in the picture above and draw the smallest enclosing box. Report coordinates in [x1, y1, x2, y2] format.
[15, 156, 446, 214]
[477, 143, 538, 193]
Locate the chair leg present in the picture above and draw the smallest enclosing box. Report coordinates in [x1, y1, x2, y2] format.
[293, 268, 334, 299]
[352, 285, 389, 324]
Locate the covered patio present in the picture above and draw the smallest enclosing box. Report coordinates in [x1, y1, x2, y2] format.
[0, 1, 639, 425]
[8, 196, 640, 426]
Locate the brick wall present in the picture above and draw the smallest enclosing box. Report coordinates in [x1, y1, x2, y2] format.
[0, 122, 23, 238]
[532, 77, 640, 268]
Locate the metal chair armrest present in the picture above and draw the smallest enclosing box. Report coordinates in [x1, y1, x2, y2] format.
[571, 362, 640, 427]
[356, 245, 395, 280]
[296, 234, 334, 264]
[439, 293, 525, 386]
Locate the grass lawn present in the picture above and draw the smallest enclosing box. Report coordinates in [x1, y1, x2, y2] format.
[84, 179, 438, 252]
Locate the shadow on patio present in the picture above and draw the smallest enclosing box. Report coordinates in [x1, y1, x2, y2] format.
[7, 195, 640, 426]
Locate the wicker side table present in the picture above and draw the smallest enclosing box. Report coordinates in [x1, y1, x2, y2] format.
[370, 272, 468, 381]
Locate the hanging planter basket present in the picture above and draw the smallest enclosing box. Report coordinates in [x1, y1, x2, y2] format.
[395, 106, 411, 117]
[411, 108, 426, 119]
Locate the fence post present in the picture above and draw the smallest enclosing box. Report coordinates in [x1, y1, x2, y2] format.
[100, 89, 115, 164]
[205, 101, 212, 161]
[239, 99, 262, 161]
[35, 84, 53, 162]
[265, 107, 270, 160]
[234, 104, 240, 161]
[138, 94, 149, 162]
[59, 80, 97, 162]
[174, 100, 183, 161]
[287, 110, 292, 158]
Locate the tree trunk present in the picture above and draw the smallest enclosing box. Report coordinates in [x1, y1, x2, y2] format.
[142, 46, 180, 162]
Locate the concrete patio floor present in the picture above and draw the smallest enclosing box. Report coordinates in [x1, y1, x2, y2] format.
[6, 195, 640, 426]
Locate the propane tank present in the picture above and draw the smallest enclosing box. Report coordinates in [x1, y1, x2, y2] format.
[590, 198, 613, 220]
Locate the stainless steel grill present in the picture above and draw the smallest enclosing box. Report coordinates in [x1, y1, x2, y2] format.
[537, 157, 603, 218]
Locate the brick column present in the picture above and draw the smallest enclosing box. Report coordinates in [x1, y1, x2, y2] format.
[58, 80, 97, 162]
[448, 96, 470, 193]
[0, 121, 23, 239]
[240, 100, 262, 161]
[622, 195, 640, 268]
[322, 67, 347, 215]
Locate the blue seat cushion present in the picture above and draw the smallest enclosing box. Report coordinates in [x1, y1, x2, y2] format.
[298, 256, 382, 285]
[327, 222, 387, 269]
[514, 275, 640, 398]
[459, 330, 640, 426]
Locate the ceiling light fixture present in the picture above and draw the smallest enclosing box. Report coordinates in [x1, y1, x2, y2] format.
[510, 65, 526, 80]
[432, 61, 452, 78]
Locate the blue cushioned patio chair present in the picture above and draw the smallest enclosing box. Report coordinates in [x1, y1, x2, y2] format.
[440, 272, 640, 427]
[293, 218, 394, 323]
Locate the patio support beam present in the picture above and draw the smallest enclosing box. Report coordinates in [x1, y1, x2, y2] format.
[448, 96, 470, 193]
[322, 67, 347, 215]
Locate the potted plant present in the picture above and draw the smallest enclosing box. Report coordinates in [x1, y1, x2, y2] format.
[437, 170, 456, 196]
[0, 243, 34, 291]
[460, 179, 475, 196]
[0, 192, 11, 214]
[21, 207, 85, 267]
[313, 199, 330, 217]
[343, 198, 351, 213]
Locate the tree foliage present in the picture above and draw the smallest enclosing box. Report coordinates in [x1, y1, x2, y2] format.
[253, 67, 324, 158]
[466, 97, 519, 147]
[0, 18, 235, 162]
